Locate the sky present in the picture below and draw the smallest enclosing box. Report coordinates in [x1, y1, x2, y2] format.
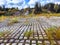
[0, 0, 60, 9]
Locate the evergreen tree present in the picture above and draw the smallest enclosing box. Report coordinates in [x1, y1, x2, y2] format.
[34, 2, 42, 14]
[28, 6, 32, 14]
[0, 6, 2, 11]
[54, 4, 59, 13]
[47, 3, 55, 12]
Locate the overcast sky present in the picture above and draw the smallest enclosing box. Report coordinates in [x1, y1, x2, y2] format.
[0, 0, 60, 9]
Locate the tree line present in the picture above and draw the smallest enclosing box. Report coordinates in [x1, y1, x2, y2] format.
[33, 2, 60, 14]
[0, 2, 60, 16]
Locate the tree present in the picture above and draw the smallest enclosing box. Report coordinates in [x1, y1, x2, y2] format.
[38, 3, 42, 13]
[34, 2, 42, 14]
[58, 5, 60, 13]
[54, 4, 59, 13]
[2, 5, 6, 11]
[28, 6, 32, 14]
[47, 3, 55, 12]
[0, 6, 2, 11]
[34, 2, 38, 14]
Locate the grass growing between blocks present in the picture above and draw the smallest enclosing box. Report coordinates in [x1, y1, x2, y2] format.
[7, 17, 19, 26]
[24, 30, 33, 38]
[46, 26, 60, 40]
[54, 27, 60, 39]
[0, 15, 7, 22]
[24, 20, 29, 25]
[0, 30, 12, 38]
[45, 26, 60, 45]
[46, 27, 56, 39]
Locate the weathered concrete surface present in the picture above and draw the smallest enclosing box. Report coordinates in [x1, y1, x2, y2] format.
[0, 16, 60, 45]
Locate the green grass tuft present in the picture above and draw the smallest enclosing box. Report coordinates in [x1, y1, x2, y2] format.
[24, 30, 33, 37]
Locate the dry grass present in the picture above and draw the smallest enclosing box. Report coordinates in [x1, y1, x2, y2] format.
[16, 13, 60, 19]
[46, 26, 60, 39]
[55, 27, 60, 39]
[0, 15, 7, 22]
[0, 13, 60, 20]
[7, 17, 19, 26]
[33, 13, 60, 18]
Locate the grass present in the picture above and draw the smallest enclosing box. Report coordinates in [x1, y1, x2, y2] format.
[45, 26, 56, 40]
[24, 19, 29, 25]
[46, 26, 60, 40]
[11, 17, 19, 23]
[19, 13, 60, 17]
[36, 42, 40, 45]
[0, 15, 7, 22]
[0, 30, 12, 38]
[36, 13, 60, 16]
[0, 13, 60, 20]
[24, 30, 33, 37]
[55, 27, 60, 39]
[45, 26, 59, 45]
[7, 17, 19, 26]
